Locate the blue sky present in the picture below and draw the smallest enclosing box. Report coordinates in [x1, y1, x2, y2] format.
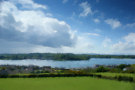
[0, 0, 135, 54]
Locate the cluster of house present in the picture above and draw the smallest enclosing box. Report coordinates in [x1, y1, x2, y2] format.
[0, 65, 55, 75]
[0, 64, 133, 75]
[94, 64, 117, 68]
[94, 64, 132, 71]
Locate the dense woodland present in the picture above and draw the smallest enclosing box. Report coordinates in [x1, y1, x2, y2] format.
[0, 53, 135, 60]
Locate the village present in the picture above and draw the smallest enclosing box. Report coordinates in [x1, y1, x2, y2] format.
[0, 64, 134, 75]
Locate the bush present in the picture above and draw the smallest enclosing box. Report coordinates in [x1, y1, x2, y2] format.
[115, 76, 133, 82]
[96, 66, 109, 72]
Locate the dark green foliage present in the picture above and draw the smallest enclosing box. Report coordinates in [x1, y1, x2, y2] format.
[117, 64, 129, 70]
[0, 53, 90, 60]
[0, 53, 135, 60]
[110, 68, 121, 73]
[115, 76, 133, 82]
[96, 66, 109, 72]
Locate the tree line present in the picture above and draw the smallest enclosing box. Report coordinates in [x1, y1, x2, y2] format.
[0, 53, 135, 60]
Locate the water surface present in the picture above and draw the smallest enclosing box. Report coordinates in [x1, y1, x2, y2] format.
[0, 58, 135, 68]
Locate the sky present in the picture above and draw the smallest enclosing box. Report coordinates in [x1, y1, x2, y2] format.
[0, 0, 135, 54]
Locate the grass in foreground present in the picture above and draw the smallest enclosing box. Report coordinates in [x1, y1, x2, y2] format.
[0, 77, 134, 90]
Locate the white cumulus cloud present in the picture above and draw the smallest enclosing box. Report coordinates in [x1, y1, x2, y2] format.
[126, 22, 135, 28]
[79, 2, 92, 17]
[0, 0, 76, 48]
[0, 0, 97, 54]
[111, 33, 135, 54]
[12, 0, 47, 9]
[105, 19, 121, 29]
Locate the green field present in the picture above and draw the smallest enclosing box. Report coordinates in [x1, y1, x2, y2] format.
[0, 77, 134, 90]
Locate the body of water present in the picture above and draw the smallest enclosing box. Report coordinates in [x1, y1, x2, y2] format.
[0, 58, 135, 68]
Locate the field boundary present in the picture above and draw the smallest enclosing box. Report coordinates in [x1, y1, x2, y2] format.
[0, 73, 134, 83]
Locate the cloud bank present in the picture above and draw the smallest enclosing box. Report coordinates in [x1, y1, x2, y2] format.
[0, 0, 94, 54]
[0, 0, 135, 55]
[0, 0, 76, 48]
[112, 33, 135, 54]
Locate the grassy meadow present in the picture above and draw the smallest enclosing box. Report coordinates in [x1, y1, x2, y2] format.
[0, 77, 134, 90]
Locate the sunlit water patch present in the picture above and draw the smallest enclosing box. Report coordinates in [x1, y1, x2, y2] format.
[0, 58, 135, 68]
